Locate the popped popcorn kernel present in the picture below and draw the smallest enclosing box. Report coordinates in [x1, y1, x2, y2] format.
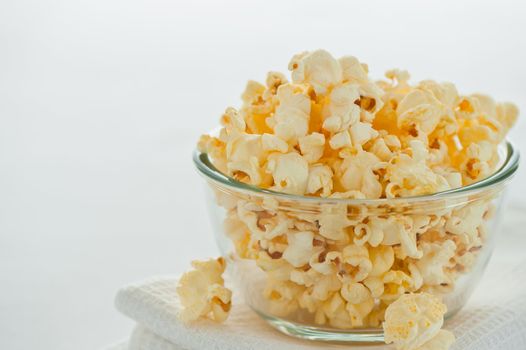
[269, 84, 310, 142]
[298, 133, 325, 163]
[289, 49, 342, 95]
[282, 231, 320, 267]
[177, 257, 232, 323]
[383, 293, 450, 350]
[267, 152, 309, 195]
[306, 164, 333, 197]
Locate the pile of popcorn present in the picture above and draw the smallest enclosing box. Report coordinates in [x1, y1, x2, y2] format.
[178, 50, 518, 350]
[199, 49, 517, 198]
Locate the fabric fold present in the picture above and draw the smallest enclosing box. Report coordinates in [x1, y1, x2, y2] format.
[114, 259, 526, 350]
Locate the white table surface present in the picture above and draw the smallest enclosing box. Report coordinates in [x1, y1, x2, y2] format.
[1, 1, 525, 349]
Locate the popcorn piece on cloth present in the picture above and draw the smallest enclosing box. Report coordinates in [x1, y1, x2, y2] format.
[383, 293, 454, 350]
[176, 257, 232, 323]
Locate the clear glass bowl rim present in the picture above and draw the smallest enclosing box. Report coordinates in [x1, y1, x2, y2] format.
[193, 139, 519, 205]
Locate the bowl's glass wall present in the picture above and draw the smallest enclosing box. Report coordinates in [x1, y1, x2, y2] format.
[203, 177, 506, 332]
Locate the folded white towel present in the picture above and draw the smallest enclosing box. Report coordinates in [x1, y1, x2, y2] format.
[112, 204, 526, 350]
[115, 276, 388, 350]
[129, 325, 186, 350]
[114, 257, 526, 350]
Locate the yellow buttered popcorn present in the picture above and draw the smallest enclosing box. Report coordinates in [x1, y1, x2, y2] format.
[306, 163, 333, 197]
[289, 50, 342, 95]
[177, 257, 232, 323]
[200, 49, 518, 199]
[266, 152, 309, 195]
[383, 293, 455, 350]
[298, 133, 326, 163]
[415, 240, 456, 286]
[282, 231, 320, 267]
[267, 84, 310, 143]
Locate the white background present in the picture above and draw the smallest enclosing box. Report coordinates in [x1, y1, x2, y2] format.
[1, 0, 525, 349]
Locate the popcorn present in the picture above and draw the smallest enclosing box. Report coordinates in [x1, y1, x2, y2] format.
[350, 121, 379, 148]
[261, 212, 295, 240]
[408, 263, 424, 291]
[203, 49, 517, 200]
[369, 137, 395, 161]
[240, 81, 275, 134]
[496, 102, 519, 132]
[265, 71, 288, 95]
[385, 141, 451, 198]
[317, 292, 353, 328]
[354, 222, 380, 246]
[226, 133, 265, 185]
[241, 80, 266, 107]
[339, 151, 384, 199]
[266, 152, 309, 195]
[196, 49, 518, 346]
[261, 133, 289, 153]
[460, 141, 495, 182]
[177, 258, 232, 323]
[318, 205, 354, 240]
[358, 81, 385, 114]
[363, 276, 385, 298]
[282, 231, 320, 267]
[381, 270, 413, 301]
[298, 133, 325, 163]
[368, 245, 395, 277]
[340, 280, 367, 301]
[223, 211, 252, 258]
[329, 130, 353, 150]
[367, 302, 389, 328]
[396, 90, 442, 136]
[456, 96, 480, 120]
[256, 251, 293, 281]
[377, 216, 414, 254]
[220, 107, 246, 132]
[264, 279, 304, 317]
[322, 83, 361, 133]
[236, 202, 264, 240]
[289, 49, 342, 95]
[310, 273, 342, 301]
[269, 84, 310, 142]
[339, 56, 369, 83]
[306, 164, 333, 197]
[415, 240, 456, 286]
[383, 293, 451, 350]
[309, 251, 342, 275]
[341, 282, 375, 326]
[445, 201, 488, 243]
[418, 80, 458, 111]
[339, 244, 372, 283]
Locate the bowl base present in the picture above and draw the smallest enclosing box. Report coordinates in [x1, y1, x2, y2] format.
[255, 309, 385, 344]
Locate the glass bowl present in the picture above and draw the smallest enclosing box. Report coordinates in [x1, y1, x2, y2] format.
[193, 140, 519, 343]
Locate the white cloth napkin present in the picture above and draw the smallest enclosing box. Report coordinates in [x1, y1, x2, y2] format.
[115, 275, 387, 350]
[113, 260, 526, 350]
[112, 205, 526, 350]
